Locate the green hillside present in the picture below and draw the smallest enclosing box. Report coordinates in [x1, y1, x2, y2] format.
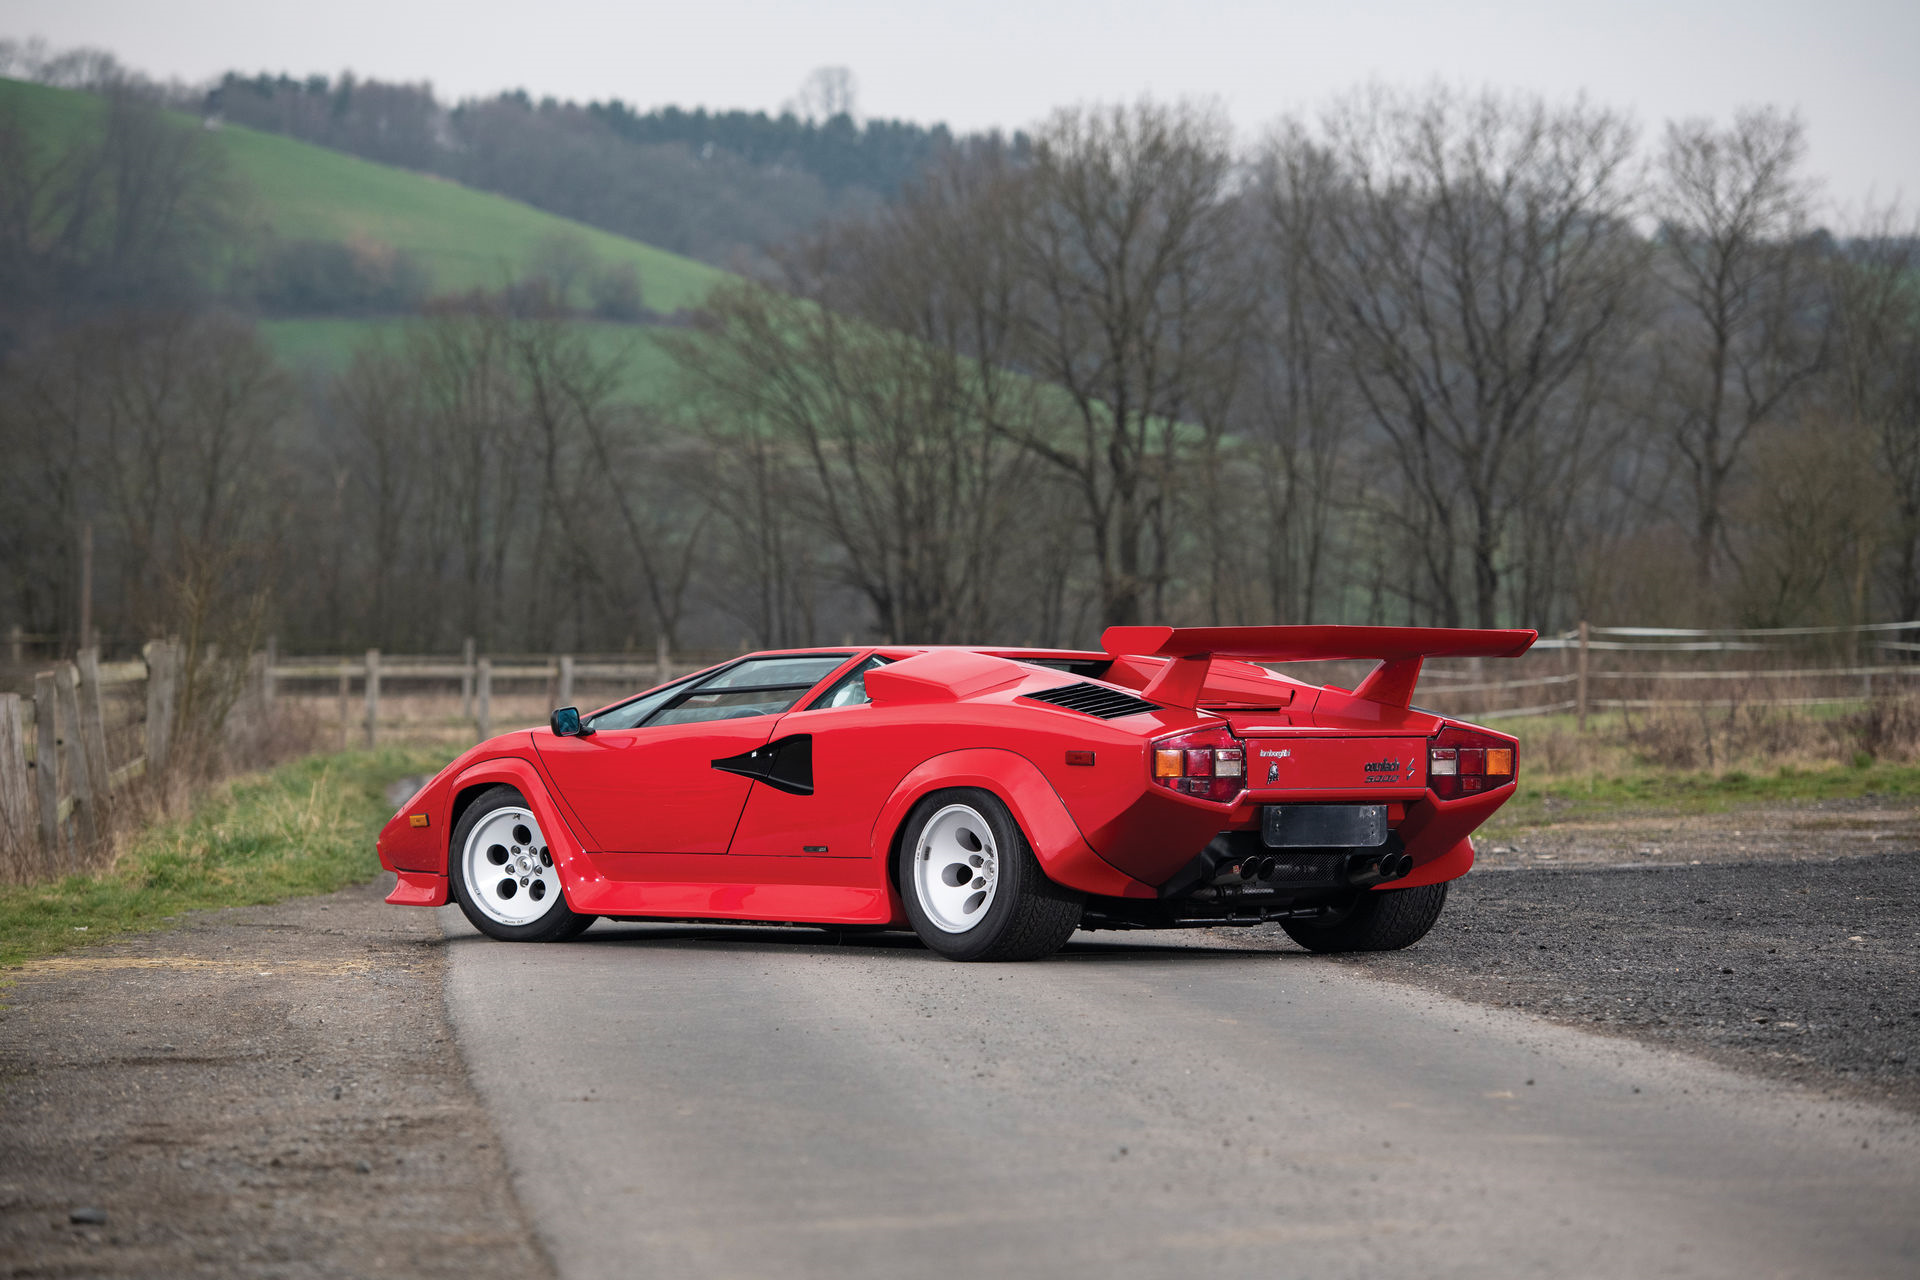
[262, 317, 687, 394]
[1, 76, 729, 391]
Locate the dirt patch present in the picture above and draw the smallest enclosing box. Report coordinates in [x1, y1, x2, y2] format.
[1253, 849, 1920, 1113]
[0, 877, 552, 1279]
[1479, 795, 1920, 867]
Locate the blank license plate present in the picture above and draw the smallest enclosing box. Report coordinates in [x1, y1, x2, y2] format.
[1262, 804, 1388, 849]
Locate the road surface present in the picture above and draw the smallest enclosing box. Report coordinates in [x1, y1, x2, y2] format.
[442, 915, 1919, 1279]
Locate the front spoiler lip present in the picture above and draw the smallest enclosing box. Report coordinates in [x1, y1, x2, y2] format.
[387, 870, 448, 907]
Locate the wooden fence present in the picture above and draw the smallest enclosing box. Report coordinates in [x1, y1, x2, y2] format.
[1412, 621, 1920, 725]
[6, 620, 1915, 876]
[0, 640, 209, 877]
[268, 649, 710, 748]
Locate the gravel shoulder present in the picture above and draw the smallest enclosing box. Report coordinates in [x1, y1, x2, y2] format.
[1481, 794, 1920, 866]
[1248, 847, 1920, 1112]
[0, 876, 552, 1279]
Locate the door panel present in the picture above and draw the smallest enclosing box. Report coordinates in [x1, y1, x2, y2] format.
[533, 718, 779, 855]
[727, 706, 918, 860]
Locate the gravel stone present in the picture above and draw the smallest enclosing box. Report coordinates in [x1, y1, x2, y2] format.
[1255, 848, 1920, 1111]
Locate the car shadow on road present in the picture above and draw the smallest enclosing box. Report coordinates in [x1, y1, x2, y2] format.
[455, 920, 1303, 963]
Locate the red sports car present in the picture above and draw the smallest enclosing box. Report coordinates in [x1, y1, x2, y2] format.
[377, 625, 1533, 961]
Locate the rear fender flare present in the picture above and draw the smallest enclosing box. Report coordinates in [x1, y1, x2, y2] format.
[446, 757, 605, 911]
[870, 749, 1153, 900]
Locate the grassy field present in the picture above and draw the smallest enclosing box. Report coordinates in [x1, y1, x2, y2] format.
[0, 748, 446, 969]
[1486, 706, 1920, 829]
[0, 77, 730, 312]
[262, 315, 690, 399]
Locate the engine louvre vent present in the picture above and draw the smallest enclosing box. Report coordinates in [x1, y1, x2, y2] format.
[1022, 682, 1161, 720]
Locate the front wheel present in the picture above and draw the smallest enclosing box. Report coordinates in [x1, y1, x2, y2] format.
[449, 786, 595, 942]
[1281, 882, 1448, 953]
[898, 789, 1082, 961]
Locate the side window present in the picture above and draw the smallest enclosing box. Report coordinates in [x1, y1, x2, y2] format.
[586, 677, 694, 731]
[809, 655, 888, 710]
[644, 654, 853, 728]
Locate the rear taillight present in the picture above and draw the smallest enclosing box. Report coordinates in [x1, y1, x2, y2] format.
[1428, 724, 1516, 799]
[1150, 725, 1245, 802]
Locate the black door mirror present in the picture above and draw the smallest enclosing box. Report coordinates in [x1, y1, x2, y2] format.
[550, 706, 593, 737]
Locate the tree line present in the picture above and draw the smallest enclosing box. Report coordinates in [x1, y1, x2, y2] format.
[0, 69, 1915, 658]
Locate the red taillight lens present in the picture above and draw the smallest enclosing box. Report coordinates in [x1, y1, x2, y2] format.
[1149, 726, 1246, 802]
[1428, 724, 1516, 800]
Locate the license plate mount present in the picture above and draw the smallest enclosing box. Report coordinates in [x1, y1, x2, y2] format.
[1262, 804, 1389, 849]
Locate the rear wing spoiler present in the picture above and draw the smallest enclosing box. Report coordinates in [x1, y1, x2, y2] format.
[1100, 625, 1538, 709]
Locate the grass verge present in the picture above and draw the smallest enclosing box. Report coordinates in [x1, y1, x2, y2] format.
[0, 747, 446, 969]
[1489, 760, 1920, 831]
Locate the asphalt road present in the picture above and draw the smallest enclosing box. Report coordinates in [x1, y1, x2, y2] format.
[442, 912, 1920, 1280]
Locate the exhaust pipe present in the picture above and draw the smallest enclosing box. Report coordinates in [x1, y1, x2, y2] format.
[1344, 850, 1414, 888]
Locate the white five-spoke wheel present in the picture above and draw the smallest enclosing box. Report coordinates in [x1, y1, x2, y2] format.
[896, 788, 1083, 961]
[912, 803, 1001, 933]
[449, 785, 595, 943]
[462, 805, 558, 927]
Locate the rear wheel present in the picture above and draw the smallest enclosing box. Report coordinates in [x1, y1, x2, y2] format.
[898, 789, 1082, 961]
[449, 786, 595, 942]
[1281, 882, 1448, 953]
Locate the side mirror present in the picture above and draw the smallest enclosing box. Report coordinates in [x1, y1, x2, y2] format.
[550, 706, 593, 737]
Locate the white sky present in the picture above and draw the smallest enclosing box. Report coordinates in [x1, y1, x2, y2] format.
[5, 0, 1914, 215]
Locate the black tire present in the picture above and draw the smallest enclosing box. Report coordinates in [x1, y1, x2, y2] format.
[897, 788, 1082, 961]
[449, 785, 596, 943]
[1281, 881, 1448, 953]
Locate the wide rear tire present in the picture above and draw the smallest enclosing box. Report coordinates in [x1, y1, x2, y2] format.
[897, 788, 1082, 961]
[1281, 882, 1448, 953]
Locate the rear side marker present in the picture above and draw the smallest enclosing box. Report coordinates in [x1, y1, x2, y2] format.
[1065, 750, 1096, 766]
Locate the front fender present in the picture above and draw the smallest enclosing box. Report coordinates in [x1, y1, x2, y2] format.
[870, 748, 1154, 900]
[410, 756, 607, 914]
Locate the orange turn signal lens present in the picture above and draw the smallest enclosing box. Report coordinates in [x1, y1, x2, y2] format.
[1153, 749, 1184, 778]
[408, 813, 430, 828]
[1484, 748, 1513, 777]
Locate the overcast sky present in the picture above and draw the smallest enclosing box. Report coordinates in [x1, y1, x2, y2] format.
[6, 0, 1914, 214]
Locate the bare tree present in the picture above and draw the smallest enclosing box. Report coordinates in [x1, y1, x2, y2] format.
[785, 67, 859, 124]
[1653, 107, 1828, 595]
[1005, 99, 1249, 628]
[1269, 88, 1644, 627]
[1825, 216, 1920, 617]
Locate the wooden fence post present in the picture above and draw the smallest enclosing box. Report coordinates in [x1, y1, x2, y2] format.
[1576, 620, 1591, 731]
[476, 657, 493, 741]
[263, 635, 278, 705]
[55, 664, 98, 859]
[33, 673, 58, 870]
[244, 652, 269, 735]
[558, 655, 574, 709]
[364, 649, 381, 749]
[144, 640, 178, 777]
[461, 637, 475, 719]
[75, 647, 112, 807]
[0, 693, 32, 871]
[337, 660, 350, 750]
[657, 634, 671, 684]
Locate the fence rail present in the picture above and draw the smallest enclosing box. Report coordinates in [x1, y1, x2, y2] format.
[0, 640, 202, 878]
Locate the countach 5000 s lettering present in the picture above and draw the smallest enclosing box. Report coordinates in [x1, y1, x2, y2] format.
[377, 625, 1533, 961]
